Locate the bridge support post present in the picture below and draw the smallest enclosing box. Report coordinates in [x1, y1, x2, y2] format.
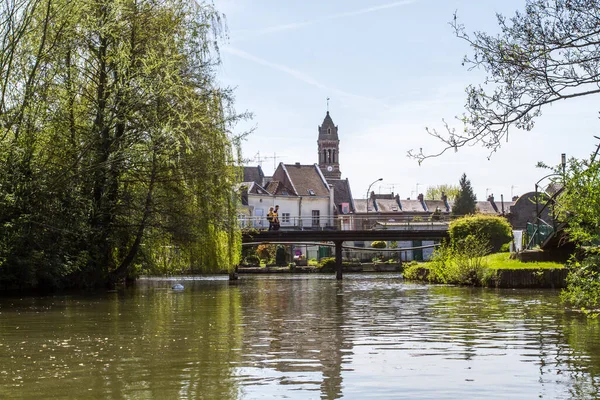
[335, 240, 343, 280]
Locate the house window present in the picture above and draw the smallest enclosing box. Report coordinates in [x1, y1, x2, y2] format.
[282, 213, 290, 223]
[327, 127, 331, 134]
[340, 203, 350, 214]
[312, 210, 320, 227]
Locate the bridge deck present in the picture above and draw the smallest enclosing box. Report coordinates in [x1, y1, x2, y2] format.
[241, 229, 448, 281]
[242, 229, 448, 243]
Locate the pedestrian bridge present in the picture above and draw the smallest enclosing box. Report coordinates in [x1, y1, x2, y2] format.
[241, 228, 449, 280]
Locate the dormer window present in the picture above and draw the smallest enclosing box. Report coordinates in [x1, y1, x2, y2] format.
[391, 205, 398, 211]
[308, 189, 316, 196]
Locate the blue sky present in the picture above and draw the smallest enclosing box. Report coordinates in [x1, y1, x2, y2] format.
[216, 0, 598, 201]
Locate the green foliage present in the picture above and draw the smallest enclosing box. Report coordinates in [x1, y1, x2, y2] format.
[256, 244, 276, 262]
[319, 257, 337, 273]
[553, 157, 600, 245]
[371, 240, 387, 249]
[0, 0, 244, 290]
[407, 234, 490, 285]
[485, 253, 564, 270]
[401, 261, 423, 280]
[426, 184, 459, 200]
[449, 214, 513, 253]
[453, 173, 477, 216]
[561, 253, 600, 316]
[244, 255, 260, 266]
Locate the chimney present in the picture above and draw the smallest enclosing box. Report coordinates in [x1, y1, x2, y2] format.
[488, 194, 498, 212]
[417, 193, 428, 211]
[395, 194, 402, 210]
[441, 192, 449, 212]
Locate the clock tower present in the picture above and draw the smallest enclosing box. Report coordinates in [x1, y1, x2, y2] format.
[318, 111, 341, 179]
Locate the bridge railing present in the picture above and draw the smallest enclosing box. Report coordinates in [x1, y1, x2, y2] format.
[237, 214, 452, 231]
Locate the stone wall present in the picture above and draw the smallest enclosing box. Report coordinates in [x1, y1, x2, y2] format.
[494, 268, 568, 288]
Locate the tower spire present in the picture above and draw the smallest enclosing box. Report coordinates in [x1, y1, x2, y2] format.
[317, 109, 341, 179]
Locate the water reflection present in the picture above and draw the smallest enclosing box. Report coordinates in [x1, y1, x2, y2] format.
[0, 274, 599, 399]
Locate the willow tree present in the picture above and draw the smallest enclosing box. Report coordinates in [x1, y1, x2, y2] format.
[425, 184, 459, 201]
[410, 0, 600, 162]
[0, 0, 244, 290]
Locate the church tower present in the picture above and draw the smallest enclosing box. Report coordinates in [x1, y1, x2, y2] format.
[318, 111, 341, 179]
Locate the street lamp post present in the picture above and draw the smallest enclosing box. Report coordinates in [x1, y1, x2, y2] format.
[365, 178, 383, 229]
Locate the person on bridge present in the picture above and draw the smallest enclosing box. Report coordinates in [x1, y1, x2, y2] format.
[272, 205, 280, 231]
[267, 207, 275, 230]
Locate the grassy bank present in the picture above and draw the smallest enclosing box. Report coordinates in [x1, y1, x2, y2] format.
[404, 252, 565, 286]
[485, 253, 565, 270]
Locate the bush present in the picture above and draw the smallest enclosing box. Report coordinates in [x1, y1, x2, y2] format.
[244, 255, 260, 266]
[561, 253, 600, 316]
[403, 261, 427, 280]
[257, 244, 276, 263]
[406, 234, 491, 285]
[371, 241, 387, 249]
[319, 257, 337, 273]
[449, 215, 512, 253]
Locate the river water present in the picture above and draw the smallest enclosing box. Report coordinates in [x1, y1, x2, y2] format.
[1, 274, 599, 399]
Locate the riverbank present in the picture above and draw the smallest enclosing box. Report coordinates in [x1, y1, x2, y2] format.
[237, 262, 402, 274]
[403, 253, 568, 288]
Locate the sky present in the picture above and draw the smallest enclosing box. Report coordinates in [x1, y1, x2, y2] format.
[215, 0, 599, 201]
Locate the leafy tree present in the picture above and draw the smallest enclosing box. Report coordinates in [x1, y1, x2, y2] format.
[552, 156, 600, 245]
[452, 173, 477, 216]
[425, 185, 459, 201]
[537, 154, 600, 315]
[371, 241, 387, 249]
[409, 0, 600, 162]
[0, 0, 245, 290]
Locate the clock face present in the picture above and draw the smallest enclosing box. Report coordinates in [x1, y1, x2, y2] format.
[327, 166, 333, 172]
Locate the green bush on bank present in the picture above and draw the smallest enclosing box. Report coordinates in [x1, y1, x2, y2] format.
[449, 215, 512, 253]
[404, 250, 565, 285]
[319, 257, 337, 273]
[244, 255, 260, 266]
[561, 251, 600, 316]
[407, 234, 491, 285]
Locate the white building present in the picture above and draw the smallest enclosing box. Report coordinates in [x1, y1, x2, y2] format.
[239, 163, 335, 230]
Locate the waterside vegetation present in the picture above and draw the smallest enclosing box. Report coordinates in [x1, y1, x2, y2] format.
[0, 0, 244, 291]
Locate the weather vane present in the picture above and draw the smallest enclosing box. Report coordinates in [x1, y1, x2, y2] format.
[327, 97, 330, 112]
